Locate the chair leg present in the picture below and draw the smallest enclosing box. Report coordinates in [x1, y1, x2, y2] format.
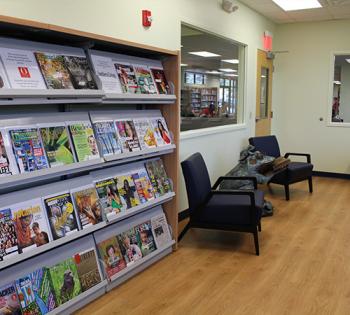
[258, 221, 262, 232]
[253, 228, 260, 256]
[308, 177, 313, 193]
[178, 222, 191, 242]
[284, 184, 290, 201]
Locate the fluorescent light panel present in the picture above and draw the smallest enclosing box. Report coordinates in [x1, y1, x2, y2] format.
[219, 68, 237, 73]
[272, 0, 321, 11]
[345, 59, 350, 63]
[180, 64, 188, 67]
[206, 70, 222, 74]
[188, 51, 221, 57]
[222, 59, 239, 64]
[225, 74, 238, 77]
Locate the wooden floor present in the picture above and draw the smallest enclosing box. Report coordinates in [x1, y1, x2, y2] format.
[76, 177, 350, 315]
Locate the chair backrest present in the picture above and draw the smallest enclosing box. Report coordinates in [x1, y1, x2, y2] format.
[181, 152, 212, 213]
[249, 135, 281, 158]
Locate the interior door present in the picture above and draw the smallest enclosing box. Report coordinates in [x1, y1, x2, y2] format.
[255, 49, 273, 136]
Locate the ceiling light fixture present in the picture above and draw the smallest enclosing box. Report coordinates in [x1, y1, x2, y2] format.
[206, 70, 222, 74]
[345, 59, 350, 63]
[272, 0, 321, 11]
[225, 74, 238, 77]
[219, 68, 237, 72]
[222, 59, 239, 64]
[188, 51, 221, 57]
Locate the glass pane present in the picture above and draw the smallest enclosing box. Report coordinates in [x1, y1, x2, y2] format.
[195, 74, 204, 85]
[185, 72, 194, 84]
[260, 67, 269, 119]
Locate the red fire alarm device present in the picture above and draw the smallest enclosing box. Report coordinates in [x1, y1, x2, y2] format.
[263, 31, 273, 51]
[142, 10, 152, 27]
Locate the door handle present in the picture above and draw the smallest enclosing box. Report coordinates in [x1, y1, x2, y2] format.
[255, 117, 261, 122]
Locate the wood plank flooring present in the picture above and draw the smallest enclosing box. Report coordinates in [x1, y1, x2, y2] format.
[76, 177, 350, 315]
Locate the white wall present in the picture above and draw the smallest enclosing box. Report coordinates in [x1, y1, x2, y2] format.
[0, 0, 276, 211]
[339, 65, 350, 122]
[272, 20, 350, 174]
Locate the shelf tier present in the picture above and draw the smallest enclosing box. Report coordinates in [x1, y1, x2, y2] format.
[103, 93, 176, 104]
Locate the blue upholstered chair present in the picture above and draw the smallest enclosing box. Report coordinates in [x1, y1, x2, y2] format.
[180, 152, 264, 256]
[249, 135, 313, 201]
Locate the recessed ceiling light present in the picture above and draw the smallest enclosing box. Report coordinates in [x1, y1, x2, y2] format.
[345, 59, 350, 63]
[272, 0, 322, 11]
[188, 51, 221, 57]
[218, 68, 237, 73]
[206, 70, 222, 74]
[181, 64, 188, 67]
[222, 59, 239, 64]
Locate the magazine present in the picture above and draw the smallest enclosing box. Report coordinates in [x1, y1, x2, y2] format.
[97, 237, 126, 279]
[90, 54, 122, 93]
[0, 207, 18, 260]
[43, 192, 79, 240]
[48, 257, 82, 306]
[11, 198, 51, 253]
[116, 227, 143, 266]
[69, 122, 100, 162]
[0, 130, 17, 177]
[150, 117, 172, 146]
[115, 120, 141, 152]
[39, 125, 75, 168]
[93, 121, 122, 156]
[115, 174, 140, 209]
[15, 275, 41, 314]
[0, 282, 21, 315]
[71, 186, 103, 228]
[35, 52, 74, 89]
[114, 63, 139, 93]
[151, 68, 170, 94]
[30, 268, 56, 313]
[0, 47, 47, 89]
[9, 127, 49, 173]
[151, 213, 172, 249]
[0, 58, 10, 89]
[145, 159, 172, 197]
[135, 221, 157, 257]
[134, 65, 157, 94]
[133, 119, 157, 150]
[74, 248, 102, 292]
[95, 177, 125, 218]
[64, 56, 98, 90]
[131, 168, 155, 203]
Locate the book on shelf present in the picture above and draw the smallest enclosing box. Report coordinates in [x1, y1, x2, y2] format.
[15, 275, 42, 314]
[150, 68, 170, 94]
[133, 119, 157, 150]
[0, 58, 10, 89]
[74, 248, 102, 292]
[131, 168, 155, 204]
[39, 125, 75, 168]
[0, 207, 19, 260]
[43, 192, 79, 241]
[69, 122, 100, 162]
[93, 121, 122, 156]
[0, 282, 21, 315]
[134, 221, 157, 257]
[145, 159, 172, 198]
[116, 227, 143, 267]
[97, 236, 126, 279]
[71, 185, 104, 229]
[134, 65, 157, 94]
[11, 198, 51, 253]
[115, 174, 141, 210]
[0, 129, 18, 177]
[149, 117, 172, 146]
[115, 120, 141, 152]
[9, 127, 49, 173]
[114, 63, 139, 94]
[34, 52, 75, 90]
[151, 213, 172, 249]
[48, 257, 82, 306]
[0, 47, 47, 89]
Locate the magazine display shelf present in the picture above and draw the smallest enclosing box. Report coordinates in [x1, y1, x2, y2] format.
[102, 93, 176, 104]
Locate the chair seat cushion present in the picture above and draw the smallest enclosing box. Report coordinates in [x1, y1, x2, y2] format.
[271, 162, 313, 184]
[197, 190, 264, 226]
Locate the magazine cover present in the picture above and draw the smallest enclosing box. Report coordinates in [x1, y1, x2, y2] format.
[9, 128, 49, 173]
[0, 207, 18, 261]
[145, 159, 172, 197]
[11, 198, 51, 253]
[93, 121, 122, 156]
[48, 257, 82, 306]
[97, 237, 126, 279]
[115, 120, 141, 152]
[39, 126, 75, 168]
[15, 275, 41, 314]
[135, 221, 157, 257]
[134, 66, 157, 94]
[43, 192, 79, 240]
[74, 248, 102, 292]
[95, 178, 125, 218]
[72, 186, 103, 228]
[133, 119, 157, 150]
[114, 63, 139, 93]
[0, 282, 21, 315]
[116, 174, 140, 209]
[29, 268, 56, 314]
[0, 130, 17, 177]
[150, 118, 172, 146]
[131, 168, 155, 204]
[151, 68, 170, 94]
[64, 56, 98, 90]
[69, 122, 100, 162]
[116, 228, 143, 267]
[0, 47, 47, 89]
[151, 213, 172, 249]
[0, 58, 10, 89]
[34, 52, 74, 89]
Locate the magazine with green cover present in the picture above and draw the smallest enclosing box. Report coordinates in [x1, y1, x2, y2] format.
[134, 65, 157, 94]
[145, 159, 172, 197]
[15, 274, 41, 314]
[134, 221, 157, 257]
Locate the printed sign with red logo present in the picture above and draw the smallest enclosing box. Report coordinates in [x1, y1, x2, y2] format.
[18, 67, 31, 78]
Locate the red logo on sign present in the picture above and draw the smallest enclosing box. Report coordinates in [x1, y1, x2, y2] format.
[18, 67, 31, 78]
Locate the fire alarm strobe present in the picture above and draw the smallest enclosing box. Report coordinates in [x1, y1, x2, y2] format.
[142, 10, 152, 27]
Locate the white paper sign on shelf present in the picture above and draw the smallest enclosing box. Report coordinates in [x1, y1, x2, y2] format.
[0, 59, 10, 89]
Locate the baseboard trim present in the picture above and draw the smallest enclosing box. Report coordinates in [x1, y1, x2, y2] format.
[313, 171, 350, 179]
[178, 209, 190, 221]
